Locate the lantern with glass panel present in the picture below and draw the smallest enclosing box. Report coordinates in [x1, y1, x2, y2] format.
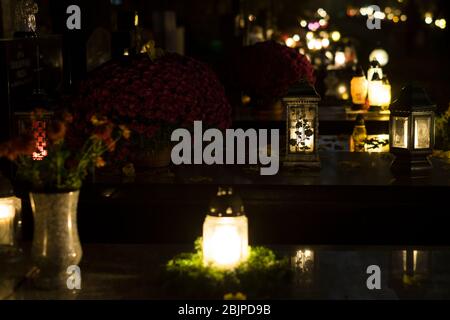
[203, 187, 248, 269]
[389, 85, 436, 174]
[283, 81, 321, 168]
[0, 174, 22, 257]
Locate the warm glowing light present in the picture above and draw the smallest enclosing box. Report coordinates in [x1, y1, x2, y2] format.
[385, 7, 392, 14]
[285, 37, 296, 48]
[403, 250, 418, 273]
[319, 19, 326, 27]
[374, 11, 386, 20]
[334, 51, 346, 67]
[393, 16, 399, 23]
[351, 74, 368, 105]
[123, 49, 129, 56]
[379, 78, 392, 110]
[313, 39, 322, 50]
[425, 13, 433, 24]
[32, 120, 48, 161]
[203, 216, 249, 269]
[368, 75, 384, 107]
[293, 34, 300, 42]
[435, 19, 446, 29]
[414, 117, 431, 149]
[321, 38, 330, 48]
[288, 106, 316, 154]
[0, 199, 15, 245]
[387, 13, 394, 20]
[369, 49, 389, 67]
[392, 117, 409, 148]
[400, 15, 407, 22]
[248, 14, 256, 22]
[306, 32, 314, 40]
[300, 20, 308, 28]
[0, 203, 14, 220]
[134, 11, 139, 27]
[317, 8, 327, 18]
[338, 84, 347, 95]
[331, 31, 341, 42]
[364, 134, 390, 153]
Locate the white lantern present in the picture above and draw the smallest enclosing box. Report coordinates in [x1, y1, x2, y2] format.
[203, 187, 248, 269]
[283, 81, 321, 168]
[367, 59, 383, 82]
[0, 174, 22, 253]
[368, 72, 384, 110]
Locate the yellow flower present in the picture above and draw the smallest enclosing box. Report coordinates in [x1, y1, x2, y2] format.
[224, 292, 247, 300]
[119, 125, 131, 140]
[95, 157, 106, 168]
[91, 115, 108, 126]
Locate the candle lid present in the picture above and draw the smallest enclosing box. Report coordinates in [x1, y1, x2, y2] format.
[284, 80, 320, 99]
[208, 187, 245, 217]
[369, 59, 381, 68]
[390, 84, 436, 112]
[0, 173, 14, 198]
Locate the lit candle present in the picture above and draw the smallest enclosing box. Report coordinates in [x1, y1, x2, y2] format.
[368, 72, 384, 109]
[0, 200, 15, 246]
[351, 66, 368, 106]
[203, 187, 249, 269]
[335, 50, 346, 68]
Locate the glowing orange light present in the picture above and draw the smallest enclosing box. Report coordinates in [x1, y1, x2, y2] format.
[32, 120, 48, 161]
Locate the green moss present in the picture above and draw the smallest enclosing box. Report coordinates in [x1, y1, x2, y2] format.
[163, 238, 292, 299]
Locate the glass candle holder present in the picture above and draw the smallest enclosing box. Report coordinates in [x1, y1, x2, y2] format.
[0, 197, 22, 253]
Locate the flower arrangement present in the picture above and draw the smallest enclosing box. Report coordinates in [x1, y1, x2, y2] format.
[0, 109, 129, 191]
[71, 52, 232, 161]
[232, 41, 316, 104]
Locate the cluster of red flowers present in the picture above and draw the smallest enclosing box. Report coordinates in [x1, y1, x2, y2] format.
[232, 41, 316, 102]
[72, 53, 232, 140]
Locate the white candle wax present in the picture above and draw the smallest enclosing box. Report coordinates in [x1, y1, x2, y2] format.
[0, 201, 15, 246]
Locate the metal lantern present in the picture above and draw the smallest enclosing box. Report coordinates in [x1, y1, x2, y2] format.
[14, 111, 53, 160]
[0, 174, 22, 255]
[389, 85, 436, 174]
[283, 80, 321, 168]
[203, 187, 249, 269]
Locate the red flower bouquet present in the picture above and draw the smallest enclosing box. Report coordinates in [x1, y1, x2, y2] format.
[232, 41, 315, 103]
[71, 53, 232, 160]
[0, 109, 128, 191]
